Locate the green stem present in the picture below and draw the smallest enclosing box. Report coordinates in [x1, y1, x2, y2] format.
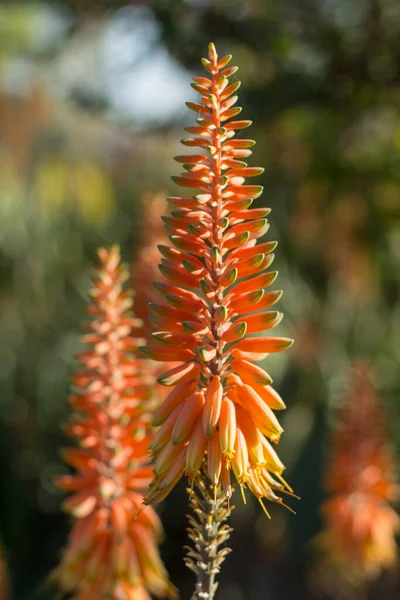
[185, 471, 233, 600]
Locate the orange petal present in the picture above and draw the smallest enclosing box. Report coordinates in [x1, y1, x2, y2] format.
[153, 378, 196, 426]
[220, 80, 241, 101]
[230, 240, 277, 260]
[152, 331, 199, 349]
[62, 490, 98, 518]
[253, 384, 286, 410]
[221, 463, 233, 499]
[159, 263, 200, 288]
[203, 376, 223, 438]
[235, 336, 293, 354]
[235, 406, 265, 467]
[233, 253, 266, 278]
[154, 281, 203, 303]
[54, 474, 94, 492]
[228, 289, 265, 313]
[157, 361, 200, 386]
[165, 292, 206, 313]
[110, 499, 128, 538]
[234, 378, 283, 441]
[154, 441, 186, 477]
[169, 233, 207, 254]
[150, 314, 187, 334]
[232, 428, 249, 483]
[223, 185, 263, 200]
[231, 356, 272, 387]
[228, 168, 265, 180]
[224, 138, 255, 150]
[224, 119, 252, 131]
[154, 451, 186, 492]
[223, 218, 267, 239]
[150, 405, 184, 453]
[150, 302, 200, 323]
[221, 321, 247, 344]
[230, 271, 278, 296]
[142, 345, 194, 362]
[61, 448, 96, 472]
[220, 106, 243, 122]
[261, 436, 285, 474]
[229, 349, 268, 362]
[219, 396, 237, 459]
[223, 197, 253, 212]
[185, 418, 207, 476]
[243, 311, 283, 335]
[182, 321, 209, 335]
[172, 391, 205, 444]
[174, 153, 209, 163]
[196, 345, 217, 362]
[207, 432, 223, 485]
[222, 231, 250, 250]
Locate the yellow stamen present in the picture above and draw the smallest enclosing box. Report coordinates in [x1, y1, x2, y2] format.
[276, 472, 293, 493]
[240, 484, 247, 504]
[258, 498, 271, 519]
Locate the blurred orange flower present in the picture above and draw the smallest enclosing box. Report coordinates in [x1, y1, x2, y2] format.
[54, 246, 174, 600]
[132, 193, 169, 344]
[315, 363, 399, 583]
[0, 542, 9, 600]
[142, 44, 293, 512]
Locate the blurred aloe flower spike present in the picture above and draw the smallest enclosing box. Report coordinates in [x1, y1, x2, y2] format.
[314, 363, 399, 589]
[132, 193, 170, 345]
[53, 246, 175, 600]
[143, 42, 294, 511]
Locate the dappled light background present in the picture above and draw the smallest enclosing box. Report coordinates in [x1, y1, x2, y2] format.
[1, 1, 400, 598]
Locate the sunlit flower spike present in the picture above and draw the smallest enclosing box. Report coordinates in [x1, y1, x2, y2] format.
[142, 43, 294, 512]
[54, 246, 174, 600]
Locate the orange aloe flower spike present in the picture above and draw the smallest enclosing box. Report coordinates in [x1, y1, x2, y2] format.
[314, 362, 400, 588]
[143, 43, 294, 509]
[53, 246, 175, 600]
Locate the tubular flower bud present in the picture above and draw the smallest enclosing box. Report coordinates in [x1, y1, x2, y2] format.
[314, 363, 400, 584]
[54, 247, 174, 599]
[143, 44, 293, 509]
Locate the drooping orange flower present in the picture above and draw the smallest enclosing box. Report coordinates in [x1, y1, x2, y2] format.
[54, 246, 174, 600]
[143, 44, 294, 511]
[315, 363, 399, 582]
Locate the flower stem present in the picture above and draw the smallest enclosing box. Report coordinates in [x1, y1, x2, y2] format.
[185, 472, 233, 600]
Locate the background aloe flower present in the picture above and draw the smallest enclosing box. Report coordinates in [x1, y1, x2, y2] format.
[54, 246, 174, 600]
[143, 43, 294, 513]
[314, 363, 399, 586]
[0, 542, 9, 600]
[132, 193, 169, 345]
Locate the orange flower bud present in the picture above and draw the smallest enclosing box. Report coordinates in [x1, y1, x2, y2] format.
[172, 391, 205, 444]
[203, 376, 223, 438]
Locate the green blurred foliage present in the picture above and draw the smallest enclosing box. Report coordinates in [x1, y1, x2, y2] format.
[0, 0, 400, 599]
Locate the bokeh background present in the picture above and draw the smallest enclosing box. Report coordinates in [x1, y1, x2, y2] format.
[1, 0, 400, 598]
